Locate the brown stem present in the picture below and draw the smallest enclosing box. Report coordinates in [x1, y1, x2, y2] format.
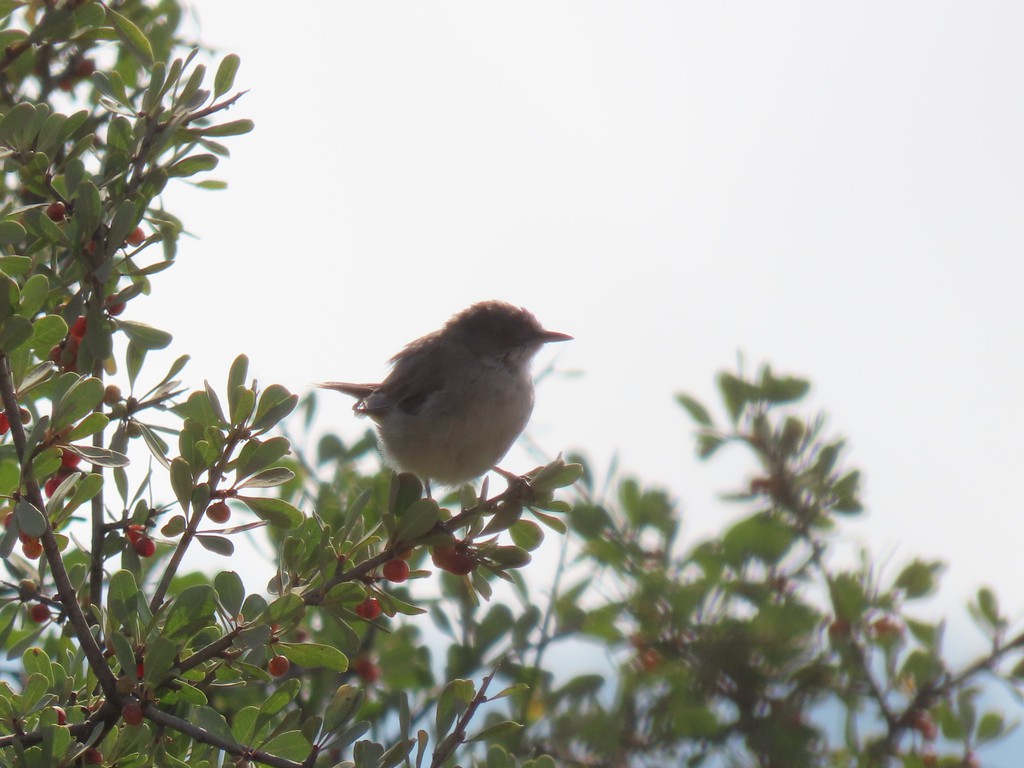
[0, 354, 118, 697]
[149, 430, 244, 611]
[430, 663, 502, 768]
[143, 704, 306, 768]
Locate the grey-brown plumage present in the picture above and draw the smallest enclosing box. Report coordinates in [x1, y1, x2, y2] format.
[319, 301, 571, 486]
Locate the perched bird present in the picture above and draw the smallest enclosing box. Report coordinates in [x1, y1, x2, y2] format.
[318, 301, 571, 487]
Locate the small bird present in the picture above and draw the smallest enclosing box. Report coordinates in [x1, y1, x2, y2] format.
[318, 301, 571, 488]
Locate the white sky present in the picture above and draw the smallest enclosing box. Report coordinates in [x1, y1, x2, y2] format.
[139, 2, 1024, 742]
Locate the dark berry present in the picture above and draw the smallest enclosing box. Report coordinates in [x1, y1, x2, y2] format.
[29, 603, 50, 623]
[206, 501, 231, 524]
[44, 202, 66, 222]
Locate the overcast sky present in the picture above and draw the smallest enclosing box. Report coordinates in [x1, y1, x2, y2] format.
[141, 3, 1024, 744]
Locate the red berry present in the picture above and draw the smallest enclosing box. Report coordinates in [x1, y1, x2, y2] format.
[206, 501, 231, 524]
[29, 603, 50, 623]
[121, 700, 143, 725]
[133, 536, 156, 557]
[431, 543, 477, 575]
[60, 450, 81, 469]
[0, 412, 8, 435]
[83, 747, 103, 765]
[52, 706, 67, 725]
[2, 512, 12, 528]
[57, 77, 74, 92]
[126, 524, 145, 545]
[136, 662, 145, 679]
[44, 202, 66, 222]
[21, 538, 42, 560]
[48, 345, 62, 364]
[44, 476, 61, 497]
[268, 655, 290, 677]
[70, 316, 87, 339]
[75, 59, 96, 79]
[106, 301, 126, 316]
[382, 559, 410, 583]
[353, 655, 381, 684]
[354, 597, 381, 620]
[125, 227, 145, 247]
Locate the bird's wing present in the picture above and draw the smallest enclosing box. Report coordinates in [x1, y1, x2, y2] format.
[374, 339, 448, 415]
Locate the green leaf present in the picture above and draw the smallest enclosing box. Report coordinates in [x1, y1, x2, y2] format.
[260, 730, 312, 762]
[66, 412, 109, 441]
[161, 515, 186, 537]
[0, 103, 36, 143]
[197, 534, 234, 556]
[63, 444, 129, 468]
[396, 498, 440, 542]
[22, 647, 52, 685]
[214, 53, 241, 97]
[276, 642, 348, 672]
[194, 706, 239, 749]
[74, 180, 102, 241]
[108, 570, 140, 626]
[676, 393, 714, 427]
[894, 560, 944, 600]
[722, 515, 797, 565]
[13, 499, 46, 538]
[119, 320, 172, 350]
[62, 472, 103, 516]
[214, 571, 244, 617]
[142, 636, 179, 685]
[718, 372, 756, 423]
[509, 520, 544, 551]
[169, 457, 194, 512]
[168, 154, 218, 178]
[236, 466, 295, 489]
[251, 384, 297, 433]
[466, 720, 522, 743]
[976, 712, 1006, 743]
[51, 376, 104, 431]
[17, 274, 48, 317]
[436, 679, 475, 738]
[0, 220, 25, 245]
[162, 585, 217, 642]
[324, 684, 363, 733]
[0, 315, 32, 352]
[759, 367, 810, 403]
[28, 315, 68, 353]
[234, 436, 291, 480]
[106, 6, 154, 64]
[202, 119, 254, 137]
[236, 496, 302, 528]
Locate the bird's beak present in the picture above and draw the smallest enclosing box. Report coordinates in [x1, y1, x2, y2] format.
[539, 330, 573, 344]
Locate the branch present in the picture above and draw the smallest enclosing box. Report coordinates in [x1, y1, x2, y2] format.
[149, 430, 244, 611]
[143, 704, 306, 768]
[431, 664, 502, 768]
[0, 354, 118, 698]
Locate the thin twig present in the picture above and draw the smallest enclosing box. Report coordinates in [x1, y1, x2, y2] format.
[430, 664, 502, 768]
[0, 354, 119, 697]
[149, 429, 244, 611]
